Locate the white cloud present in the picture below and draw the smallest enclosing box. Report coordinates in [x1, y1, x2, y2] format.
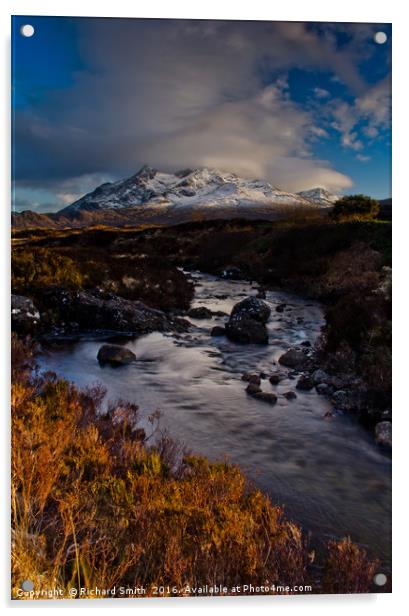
[356, 154, 371, 162]
[313, 87, 330, 99]
[327, 77, 391, 151]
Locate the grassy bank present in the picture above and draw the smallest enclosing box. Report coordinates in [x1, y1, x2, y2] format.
[11, 336, 379, 598]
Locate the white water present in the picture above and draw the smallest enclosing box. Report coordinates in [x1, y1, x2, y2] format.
[39, 271, 391, 567]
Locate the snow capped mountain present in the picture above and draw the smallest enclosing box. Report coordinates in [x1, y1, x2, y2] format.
[297, 187, 339, 206]
[60, 166, 333, 214]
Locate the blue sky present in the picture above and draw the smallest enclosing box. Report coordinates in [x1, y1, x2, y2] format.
[12, 17, 391, 212]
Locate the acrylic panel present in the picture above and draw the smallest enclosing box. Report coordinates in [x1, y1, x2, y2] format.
[11, 15, 392, 600]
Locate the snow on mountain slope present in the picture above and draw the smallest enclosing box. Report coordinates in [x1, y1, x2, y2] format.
[60, 166, 336, 214]
[297, 187, 339, 206]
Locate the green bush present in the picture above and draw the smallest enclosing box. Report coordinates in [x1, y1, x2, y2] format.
[331, 195, 380, 221]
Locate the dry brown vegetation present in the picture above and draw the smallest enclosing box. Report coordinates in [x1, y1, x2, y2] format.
[11, 336, 378, 598]
[12, 244, 194, 313]
[12, 248, 84, 294]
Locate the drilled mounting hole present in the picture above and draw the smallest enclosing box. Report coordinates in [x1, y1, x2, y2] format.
[20, 24, 35, 38]
[374, 31, 387, 44]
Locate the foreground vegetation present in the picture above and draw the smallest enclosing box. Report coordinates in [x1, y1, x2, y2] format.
[12, 242, 194, 314]
[11, 336, 379, 597]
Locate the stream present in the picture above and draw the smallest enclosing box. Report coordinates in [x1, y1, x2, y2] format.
[39, 271, 391, 568]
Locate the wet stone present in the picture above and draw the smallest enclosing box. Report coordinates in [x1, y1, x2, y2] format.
[252, 392, 278, 405]
[245, 383, 262, 396]
[242, 373, 262, 385]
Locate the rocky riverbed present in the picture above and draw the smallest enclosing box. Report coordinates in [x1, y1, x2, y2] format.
[37, 270, 392, 570]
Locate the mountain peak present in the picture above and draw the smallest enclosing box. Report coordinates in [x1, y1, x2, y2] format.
[134, 165, 158, 179]
[297, 187, 339, 205]
[60, 167, 336, 215]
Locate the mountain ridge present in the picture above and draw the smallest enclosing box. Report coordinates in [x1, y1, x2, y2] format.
[12, 166, 345, 230]
[60, 166, 339, 214]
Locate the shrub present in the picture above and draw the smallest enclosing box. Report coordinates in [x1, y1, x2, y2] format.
[12, 248, 83, 294]
[323, 538, 379, 594]
[331, 195, 380, 221]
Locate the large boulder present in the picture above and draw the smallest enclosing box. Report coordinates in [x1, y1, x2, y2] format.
[225, 296, 270, 345]
[226, 317, 269, 344]
[11, 295, 40, 334]
[230, 297, 271, 323]
[97, 344, 136, 366]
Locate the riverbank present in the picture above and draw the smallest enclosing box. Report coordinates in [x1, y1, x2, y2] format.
[12, 334, 383, 597]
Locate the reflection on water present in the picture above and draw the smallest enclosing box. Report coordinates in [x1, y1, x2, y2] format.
[39, 272, 391, 567]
